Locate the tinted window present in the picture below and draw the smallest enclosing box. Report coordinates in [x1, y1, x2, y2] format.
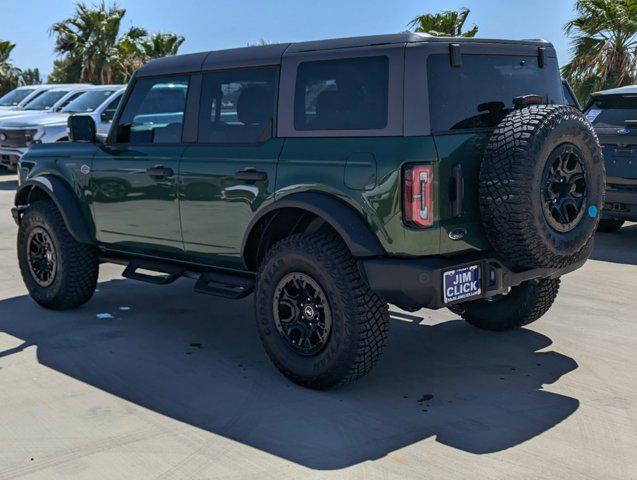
[57, 91, 85, 110]
[62, 89, 119, 113]
[116, 77, 189, 144]
[428, 54, 563, 132]
[294, 56, 389, 131]
[101, 94, 122, 122]
[24, 90, 70, 110]
[199, 68, 276, 143]
[0, 88, 36, 107]
[585, 95, 637, 129]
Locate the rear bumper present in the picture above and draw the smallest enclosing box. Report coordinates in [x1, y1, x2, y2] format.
[603, 180, 637, 221]
[360, 251, 588, 311]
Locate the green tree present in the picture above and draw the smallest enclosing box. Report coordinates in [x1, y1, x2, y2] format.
[21, 68, 42, 85]
[48, 58, 83, 84]
[50, 1, 184, 85]
[562, 0, 637, 102]
[408, 7, 478, 37]
[0, 40, 23, 95]
[141, 33, 185, 58]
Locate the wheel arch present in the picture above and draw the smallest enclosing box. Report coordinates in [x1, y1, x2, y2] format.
[15, 175, 94, 244]
[241, 192, 385, 271]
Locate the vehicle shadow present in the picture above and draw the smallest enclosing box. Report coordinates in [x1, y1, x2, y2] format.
[591, 223, 637, 266]
[0, 278, 579, 470]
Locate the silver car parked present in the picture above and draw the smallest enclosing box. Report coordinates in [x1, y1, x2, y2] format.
[0, 85, 94, 121]
[0, 85, 125, 169]
[0, 84, 90, 116]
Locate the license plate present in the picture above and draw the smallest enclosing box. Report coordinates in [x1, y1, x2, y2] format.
[443, 265, 482, 304]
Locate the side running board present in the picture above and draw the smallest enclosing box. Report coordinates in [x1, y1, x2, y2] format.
[123, 259, 185, 285]
[194, 272, 254, 299]
[121, 258, 254, 299]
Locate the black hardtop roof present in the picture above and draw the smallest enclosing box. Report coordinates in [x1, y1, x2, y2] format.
[136, 32, 553, 78]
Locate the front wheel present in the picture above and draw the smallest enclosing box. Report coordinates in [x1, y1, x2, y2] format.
[18, 200, 99, 310]
[255, 233, 389, 389]
[449, 278, 560, 331]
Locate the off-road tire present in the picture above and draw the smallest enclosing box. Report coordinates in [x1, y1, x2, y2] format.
[480, 105, 605, 269]
[255, 233, 389, 389]
[18, 200, 98, 310]
[450, 278, 560, 331]
[597, 219, 624, 233]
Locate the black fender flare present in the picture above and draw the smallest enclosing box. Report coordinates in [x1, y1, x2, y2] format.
[241, 192, 385, 266]
[15, 175, 94, 244]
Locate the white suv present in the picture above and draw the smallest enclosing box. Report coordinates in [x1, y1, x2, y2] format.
[0, 85, 125, 169]
[0, 84, 89, 114]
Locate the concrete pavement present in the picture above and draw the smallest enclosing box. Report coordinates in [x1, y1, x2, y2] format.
[0, 171, 635, 479]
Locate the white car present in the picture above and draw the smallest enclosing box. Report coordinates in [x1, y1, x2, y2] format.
[0, 84, 89, 113]
[0, 85, 94, 121]
[0, 85, 125, 169]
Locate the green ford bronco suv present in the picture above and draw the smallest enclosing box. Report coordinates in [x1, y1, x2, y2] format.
[12, 33, 605, 388]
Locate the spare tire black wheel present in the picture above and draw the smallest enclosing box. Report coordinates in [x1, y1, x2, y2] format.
[480, 105, 605, 269]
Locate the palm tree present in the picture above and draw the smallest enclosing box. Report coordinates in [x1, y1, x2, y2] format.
[141, 33, 185, 58]
[50, 2, 185, 84]
[0, 40, 23, 95]
[562, 0, 637, 101]
[50, 2, 127, 84]
[408, 7, 478, 37]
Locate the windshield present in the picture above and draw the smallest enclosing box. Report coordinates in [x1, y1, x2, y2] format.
[0, 88, 36, 107]
[23, 90, 70, 111]
[585, 95, 637, 129]
[61, 90, 118, 113]
[427, 54, 563, 132]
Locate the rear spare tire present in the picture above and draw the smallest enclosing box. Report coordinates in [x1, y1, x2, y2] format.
[480, 105, 605, 269]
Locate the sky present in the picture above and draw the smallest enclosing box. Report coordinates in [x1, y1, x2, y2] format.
[1, 0, 577, 79]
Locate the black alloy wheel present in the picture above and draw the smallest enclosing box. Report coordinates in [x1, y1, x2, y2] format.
[541, 143, 587, 233]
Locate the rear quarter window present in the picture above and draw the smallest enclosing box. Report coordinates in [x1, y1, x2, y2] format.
[294, 56, 389, 131]
[427, 54, 563, 132]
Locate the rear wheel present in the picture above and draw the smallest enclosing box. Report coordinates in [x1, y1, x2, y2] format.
[449, 278, 560, 331]
[597, 219, 624, 233]
[255, 233, 389, 389]
[18, 200, 98, 310]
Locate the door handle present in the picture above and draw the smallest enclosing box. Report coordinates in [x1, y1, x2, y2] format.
[146, 166, 174, 179]
[234, 170, 267, 182]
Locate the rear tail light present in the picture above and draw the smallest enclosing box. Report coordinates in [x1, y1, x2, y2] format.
[403, 164, 434, 228]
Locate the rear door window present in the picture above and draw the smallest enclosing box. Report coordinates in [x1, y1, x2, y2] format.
[115, 76, 190, 144]
[294, 56, 389, 131]
[198, 67, 277, 143]
[427, 54, 563, 132]
[585, 95, 637, 129]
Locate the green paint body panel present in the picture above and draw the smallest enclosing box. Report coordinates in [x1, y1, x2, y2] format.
[20, 131, 493, 272]
[179, 139, 284, 269]
[91, 145, 184, 256]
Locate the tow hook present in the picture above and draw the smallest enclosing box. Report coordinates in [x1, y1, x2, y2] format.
[11, 205, 28, 226]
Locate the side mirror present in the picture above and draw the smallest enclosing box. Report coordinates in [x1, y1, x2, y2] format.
[68, 115, 96, 143]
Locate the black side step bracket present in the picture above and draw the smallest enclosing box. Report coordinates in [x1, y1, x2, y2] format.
[120, 258, 255, 299]
[123, 259, 185, 285]
[194, 272, 254, 299]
